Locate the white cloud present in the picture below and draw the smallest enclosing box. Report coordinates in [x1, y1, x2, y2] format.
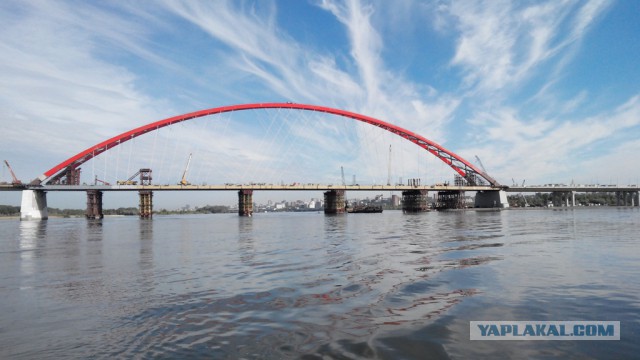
[464, 95, 640, 184]
[0, 2, 168, 179]
[448, 0, 612, 95]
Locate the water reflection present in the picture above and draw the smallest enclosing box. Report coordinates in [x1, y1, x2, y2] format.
[18, 220, 47, 280]
[237, 217, 255, 264]
[3, 209, 639, 359]
[138, 219, 154, 270]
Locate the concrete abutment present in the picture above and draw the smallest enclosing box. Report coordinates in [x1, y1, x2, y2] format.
[20, 190, 49, 220]
[474, 190, 510, 209]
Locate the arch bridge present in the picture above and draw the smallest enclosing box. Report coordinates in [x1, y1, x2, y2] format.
[20, 103, 508, 219]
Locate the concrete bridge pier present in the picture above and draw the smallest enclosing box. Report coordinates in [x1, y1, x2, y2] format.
[616, 191, 629, 206]
[238, 190, 254, 216]
[139, 190, 153, 218]
[617, 191, 639, 206]
[323, 190, 346, 214]
[551, 192, 572, 207]
[474, 190, 509, 208]
[437, 190, 466, 209]
[85, 190, 104, 219]
[402, 190, 429, 212]
[20, 190, 49, 220]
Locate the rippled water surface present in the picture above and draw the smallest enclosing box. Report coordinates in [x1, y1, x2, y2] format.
[1, 208, 639, 359]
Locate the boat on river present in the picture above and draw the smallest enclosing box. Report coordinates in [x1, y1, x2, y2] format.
[347, 205, 383, 213]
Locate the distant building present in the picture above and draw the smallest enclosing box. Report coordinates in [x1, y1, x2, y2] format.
[391, 195, 400, 207]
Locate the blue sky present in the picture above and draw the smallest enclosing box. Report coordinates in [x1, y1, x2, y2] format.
[1, 0, 639, 208]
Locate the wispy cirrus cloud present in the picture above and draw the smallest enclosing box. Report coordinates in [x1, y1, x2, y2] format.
[448, 0, 611, 95]
[464, 95, 640, 183]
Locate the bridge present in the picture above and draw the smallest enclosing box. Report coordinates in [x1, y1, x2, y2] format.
[7, 102, 638, 219]
[506, 185, 640, 207]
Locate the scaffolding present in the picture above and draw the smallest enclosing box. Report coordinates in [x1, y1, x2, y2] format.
[324, 190, 346, 214]
[436, 191, 466, 209]
[402, 189, 429, 212]
[139, 190, 153, 218]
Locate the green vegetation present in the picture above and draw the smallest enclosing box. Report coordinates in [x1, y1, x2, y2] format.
[156, 205, 232, 215]
[1, 204, 233, 217]
[508, 192, 620, 207]
[0, 205, 20, 216]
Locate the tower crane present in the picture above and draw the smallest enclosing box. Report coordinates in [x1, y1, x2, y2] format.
[3, 160, 22, 185]
[179, 153, 192, 186]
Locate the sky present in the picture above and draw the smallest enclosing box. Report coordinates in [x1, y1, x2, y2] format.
[1, 0, 639, 209]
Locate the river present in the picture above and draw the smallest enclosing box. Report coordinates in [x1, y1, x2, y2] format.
[1, 208, 638, 359]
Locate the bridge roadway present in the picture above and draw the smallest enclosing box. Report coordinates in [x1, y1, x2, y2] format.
[24, 184, 496, 192]
[506, 185, 640, 193]
[2, 184, 639, 192]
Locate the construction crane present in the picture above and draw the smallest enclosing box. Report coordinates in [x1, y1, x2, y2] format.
[475, 155, 488, 174]
[118, 168, 152, 185]
[341, 166, 346, 186]
[3, 160, 22, 185]
[94, 175, 110, 185]
[179, 153, 192, 186]
[117, 171, 140, 185]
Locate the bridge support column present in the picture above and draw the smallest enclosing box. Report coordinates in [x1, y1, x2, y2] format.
[437, 190, 466, 210]
[323, 190, 346, 214]
[139, 190, 153, 218]
[402, 190, 429, 212]
[474, 190, 509, 209]
[86, 190, 104, 219]
[571, 191, 576, 207]
[238, 190, 253, 216]
[20, 190, 48, 220]
[633, 191, 639, 207]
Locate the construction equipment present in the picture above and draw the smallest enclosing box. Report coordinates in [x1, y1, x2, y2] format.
[3, 160, 22, 185]
[475, 155, 488, 174]
[117, 175, 138, 185]
[341, 166, 346, 186]
[118, 168, 152, 185]
[94, 175, 110, 186]
[179, 153, 192, 186]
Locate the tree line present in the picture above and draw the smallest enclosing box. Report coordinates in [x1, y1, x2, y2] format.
[0, 205, 232, 217]
[508, 192, 623, 207]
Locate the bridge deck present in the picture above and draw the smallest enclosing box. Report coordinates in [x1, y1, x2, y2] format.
[507, 186, 640, 192]
[36, 184, 496, 192]
[3, 184, 638, 192]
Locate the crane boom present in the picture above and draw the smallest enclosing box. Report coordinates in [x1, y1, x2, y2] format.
[3, 160, 22, 185]
[180, 153, 192, 185]
[474, 155, 488, 174]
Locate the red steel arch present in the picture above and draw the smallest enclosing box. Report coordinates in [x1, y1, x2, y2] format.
[35, 103, 500, 186]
